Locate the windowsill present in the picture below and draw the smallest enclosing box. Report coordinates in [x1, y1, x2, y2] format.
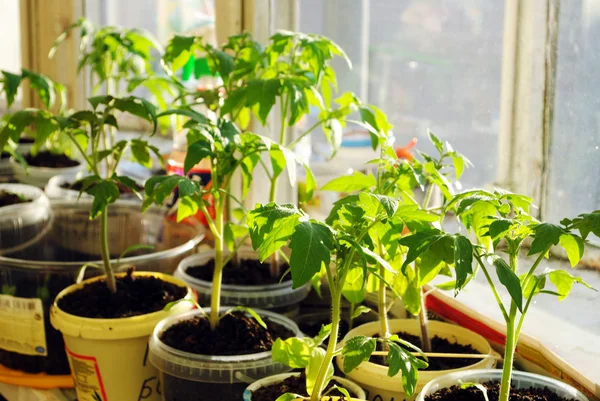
[433, 253, 600, 385]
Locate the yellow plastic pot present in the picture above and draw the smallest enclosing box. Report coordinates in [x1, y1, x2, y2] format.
[50, 272, 194, 401]
[336, 319, 496, 401]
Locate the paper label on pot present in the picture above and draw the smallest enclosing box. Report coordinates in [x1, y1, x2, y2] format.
[66, 347, 108, 401]
[0, 295, 47, 356]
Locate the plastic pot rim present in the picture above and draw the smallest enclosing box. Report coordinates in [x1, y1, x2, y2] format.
[50, 271, 194, 340]
[0, 199, 204, 271]
[243, 372, 367, 401]
[416, 369, 589, 401]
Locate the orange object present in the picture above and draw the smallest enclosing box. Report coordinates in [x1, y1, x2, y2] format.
[395, 138, 418, 161]
[0, 364, 73, 389]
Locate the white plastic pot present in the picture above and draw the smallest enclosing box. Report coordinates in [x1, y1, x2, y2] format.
[50, 272, 194, 401]
[10, 157, 82, 188]
[45, 174, 144, 201]
[243, 372, 367, 401]
[0, 183, 52, 255]
[416, 369, 589, 401]
[176, 249, 311, 316]
[336, 319, 496, 401]
[149, 308, 301, 401]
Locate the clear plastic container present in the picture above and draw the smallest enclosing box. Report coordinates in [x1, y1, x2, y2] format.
[175, 248, 311, 317]
[0, 199, 203, 376]
[0, 183, 52, 255]
[243, 372, 367, 401]
[149, 308, 301, 401]
[416, 369, 589, 401]
[9, 157, 82, 188]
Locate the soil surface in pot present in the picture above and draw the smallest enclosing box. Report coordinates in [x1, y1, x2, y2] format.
[186, 258, 291, 285]
[19, 137, 35, 144]
[56, 271, 187, 318]
[161, 311, 294, 355]
[24, 151, 80, 168]
[0, 190, 30, 207]
[1, 152, 9, 159]
[425, 381, 577, 401]
[298, 315, 349, 346]
[61, 180, 143, 194]
[371, 331, 478, 370]
[252, 373, 356, 401]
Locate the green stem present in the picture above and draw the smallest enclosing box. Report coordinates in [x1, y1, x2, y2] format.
[474, 252, 509, 321]
[423, 184, 434, 210]
[287, 119, 323, 149]
[499, 303, 518, 401]
[311, 268, 344, 401]
[418, 286, 432, 352]
[100, 207, 116, 293]
[209, 197, 224, 330]
[378, 241, 390, 338]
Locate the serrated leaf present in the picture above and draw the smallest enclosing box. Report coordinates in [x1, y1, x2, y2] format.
[342, 336, 376, 373]
[184, 141, 212, 174]
[351, 305, 371, 320]
[529, 223, 563, 256]
[2, 71, 22, 108]
[428, 131, 444, 154]
[289, 220, 334, 289]
[272, 337, 312, 369]
[87, 180, 120, 219]
[387, 342, 426, 396]
[547, 269, 595, 300]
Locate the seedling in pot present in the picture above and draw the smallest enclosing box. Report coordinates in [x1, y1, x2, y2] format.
[322, 131, 473, 353]
[143, 107, 273, 329]
[247, 182, 447, 400]
[433, 190, 598, 401]
[0, 95, 160, 293]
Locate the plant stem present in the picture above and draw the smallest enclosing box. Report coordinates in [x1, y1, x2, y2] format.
[268, 174, 280, 277]
[100, 207, 116, 293]
[378, 264, 390, 338]
[311, 274, 343, 401]
[499, 303, 518, 401]
[423, 184, 434, 210]
[418, 286, 432, 352]
[287, 119, 323, 149]
[209, 197, 224, 330]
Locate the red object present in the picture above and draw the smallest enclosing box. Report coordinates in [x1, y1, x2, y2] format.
[395, 138, 418, 161]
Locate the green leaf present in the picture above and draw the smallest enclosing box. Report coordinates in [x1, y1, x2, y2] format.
[130, 139, 152, 168]
[226, 306, 267, 329]
[489, 255, 523, 311]
[547, 269, 595, 300]
[387, 342, 426, 396]
[341, 335, 376, 373]
[1, 71, 22, 108]
[87, 180, 120, 219]
[184, 141, 212, 174]
[529, 223, 564, 256]
[558, 233, 584, 267]
[342, 268, 367, 304]
[275, 394, 298, 401]
[288, 220, 334, 289]
[454, 235, 473, 293]
[568, 211, 600, 240]
[272, 337, 312, 369]
[428, 131, 444, 154]
[247, 203, 301, 256]
[351, 305, 371, 320]
[321, 171, 376, 192]
[303, 163, 316, 201]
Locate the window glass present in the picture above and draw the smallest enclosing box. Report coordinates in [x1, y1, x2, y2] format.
[0, 0, 22, 104]
[549, 0, 600, 222]
[299, 0, 505, 189]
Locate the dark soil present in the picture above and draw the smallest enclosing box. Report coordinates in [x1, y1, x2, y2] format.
[56, 271, 187, 318]
[185, 258, 291, 286]
[425, 381, 576, 401]
[160, 311, 294, 355]
[252, 372, 355, 401]
[24, 151, 80, 168]
[61, 180, 142, 194]
[371, 331, 479, 370]
[298, 314, 350, 347]
[19, 137, 35, 144]
[0, 191, 30, 207]
[0, 152, 9, 159]
[159, 312, 294, 401]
